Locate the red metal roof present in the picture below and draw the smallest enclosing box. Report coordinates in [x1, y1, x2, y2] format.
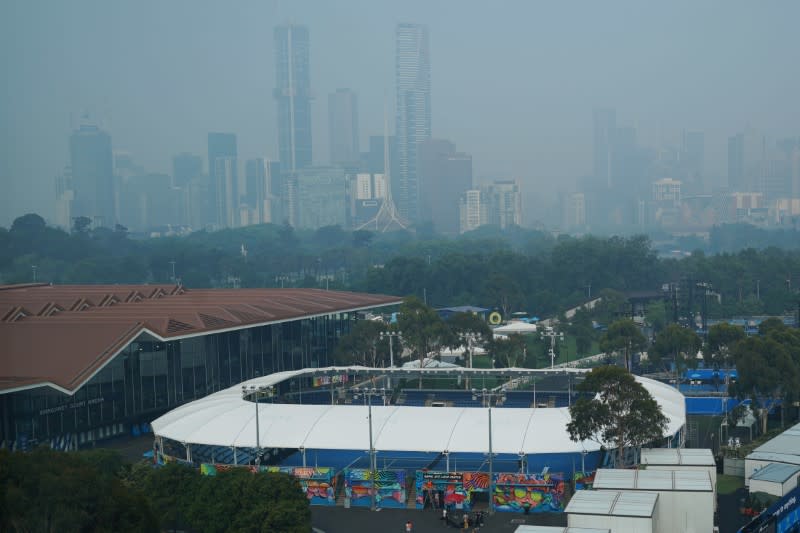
[0, 284, 400, 394]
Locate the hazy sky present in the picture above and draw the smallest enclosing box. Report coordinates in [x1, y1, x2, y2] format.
[2, 0, 799, 226]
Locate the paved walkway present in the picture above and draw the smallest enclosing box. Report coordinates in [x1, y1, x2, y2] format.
[311, 507, 566, 533]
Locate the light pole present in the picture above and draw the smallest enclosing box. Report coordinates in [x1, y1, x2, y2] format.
[459, 332, 480, 389]
[472, 388, 506, 515]
[242, 384, 273, 464]
[542, 327, 564, 368]
[353, 386, 387, 511]
[380, 330, 402, 389]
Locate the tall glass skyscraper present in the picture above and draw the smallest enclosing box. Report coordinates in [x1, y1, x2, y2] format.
[69, 124, 115, 227]
[274, 24, 312, 173]
[395, 23, 431, 223]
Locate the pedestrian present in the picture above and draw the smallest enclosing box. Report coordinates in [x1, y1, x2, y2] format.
[441, 507, 447, 521]
[463, 513, 469, 530]
[405, 519, 413, 532]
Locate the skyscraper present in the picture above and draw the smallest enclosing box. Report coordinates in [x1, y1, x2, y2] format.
[208, 133, 237, 228]
[728, 133, 745, 192]
[593, 108, 616, 187]
[172, 153, 203, 189]
[328, 89, 359, 165]
[395, 23, 431, 223]
[69, 124, 115, 227]
[274, 24, 312, 173]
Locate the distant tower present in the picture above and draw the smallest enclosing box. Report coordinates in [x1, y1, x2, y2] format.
[395, 23, 431, 223]
[274, 24, 313, 173]
[328, 88, 359, 165]
[593, 108, 616, 188]
[69, 121, 115, 227]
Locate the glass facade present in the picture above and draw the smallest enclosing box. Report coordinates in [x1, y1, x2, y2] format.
[1, 313, 352, 449]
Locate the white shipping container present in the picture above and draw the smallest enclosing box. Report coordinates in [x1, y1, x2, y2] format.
[592, 468, 714, 533]
[566, 490, 659, 533]
[640, 447, 717, 507]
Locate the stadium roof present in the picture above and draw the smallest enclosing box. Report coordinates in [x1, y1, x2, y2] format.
[0, 284, 401, 395]
[151, 366, 686, 455]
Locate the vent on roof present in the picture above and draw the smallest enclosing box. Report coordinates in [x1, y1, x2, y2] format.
[166, 319, 196, 334]
[9, 309, 27, 322]
[126, 292, 143, 303]
[44, 306, 62, 317]
[198, 313, 237, 329]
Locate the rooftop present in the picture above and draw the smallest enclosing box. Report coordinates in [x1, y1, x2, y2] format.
[564, 490, 658, 517]
[750, 463, 800, 484]
[593, 468, 712, 492]
[640, 447, 715, 467]
[750, 422, 800, 459]
[0, 284, 401, 394]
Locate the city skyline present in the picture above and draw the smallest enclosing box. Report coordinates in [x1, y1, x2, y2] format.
[2, 1, 800, 227]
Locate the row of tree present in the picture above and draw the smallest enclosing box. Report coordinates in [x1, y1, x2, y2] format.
[3, 214, 800, 318]
[0, 448, 311, 533]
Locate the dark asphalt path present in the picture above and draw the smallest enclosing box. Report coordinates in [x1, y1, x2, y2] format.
[311, 507, 566, 533]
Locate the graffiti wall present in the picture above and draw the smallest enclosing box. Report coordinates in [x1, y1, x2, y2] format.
[574, 470, 595, 490]
[414, 471, 489, 511]
[345, 469, 407, 508]
[200, 464, 336, 506]
[492, 472, 566, 513]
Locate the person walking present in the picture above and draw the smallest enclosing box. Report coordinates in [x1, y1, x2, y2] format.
[405, 519, 413, 532]
[441, 507, 447, 522]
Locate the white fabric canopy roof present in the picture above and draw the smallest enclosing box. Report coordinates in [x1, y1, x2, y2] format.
[151, 367, 685, 455]
[493, 322, 538, 334]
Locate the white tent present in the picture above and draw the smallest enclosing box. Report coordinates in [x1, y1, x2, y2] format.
[493, 322, 538, 335]
[151, 367, 686, 455]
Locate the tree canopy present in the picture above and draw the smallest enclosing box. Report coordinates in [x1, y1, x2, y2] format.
[567, 366, 668, 467]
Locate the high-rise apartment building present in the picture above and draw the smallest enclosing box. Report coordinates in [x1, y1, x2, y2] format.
[395, 23, 431, 223]
[459, 189, 488, 233]
[69, 124, 115, 227]
[328, 89, 359, 165]
[295, 167, 346, 229]
[275, 24, 312, 173]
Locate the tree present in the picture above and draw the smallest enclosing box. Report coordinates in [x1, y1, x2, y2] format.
[599, 319, 647, 371]
[72, 216, 92, 234]
[397, 297, 449, 383]
[650, 324, 703, 376]
[567, 366, 668, 467]
[706, 322, 746, 367]
[445, 311, 492, 346]
[10, 213, 46, 233]
[490, 334, 526, 368]
[333, 319, 387, 367]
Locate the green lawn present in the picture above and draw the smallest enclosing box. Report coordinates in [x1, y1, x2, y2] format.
[717, 474, 744, 495]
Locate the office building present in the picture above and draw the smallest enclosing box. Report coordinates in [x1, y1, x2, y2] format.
[244, 158, 272, 225]
[417, 139, 472, 234]
[274, 24, 312, 172]
[207, 133, 237, 228]
[172, 153, 203, 189]
[328, 89, 359, 165]
[69, 124, 115, 227]
[295, 167, 347, 229]
[486, 180, 522, 229]
[395, 23, 431, 222]
[562, 192, 586, 232]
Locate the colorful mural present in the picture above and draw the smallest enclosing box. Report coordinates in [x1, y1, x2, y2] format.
[492, 472, 566, 513]
[574, 470, 595, 490]
[200, 464, 336, 506]
[414, 471, 482, 511]
[345, 469, 407, 508]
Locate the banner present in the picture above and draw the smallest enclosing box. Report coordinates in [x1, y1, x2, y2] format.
[312, 374, 349, 387]
[200, 464, 336, 506]
[493, 472, 566, 513]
